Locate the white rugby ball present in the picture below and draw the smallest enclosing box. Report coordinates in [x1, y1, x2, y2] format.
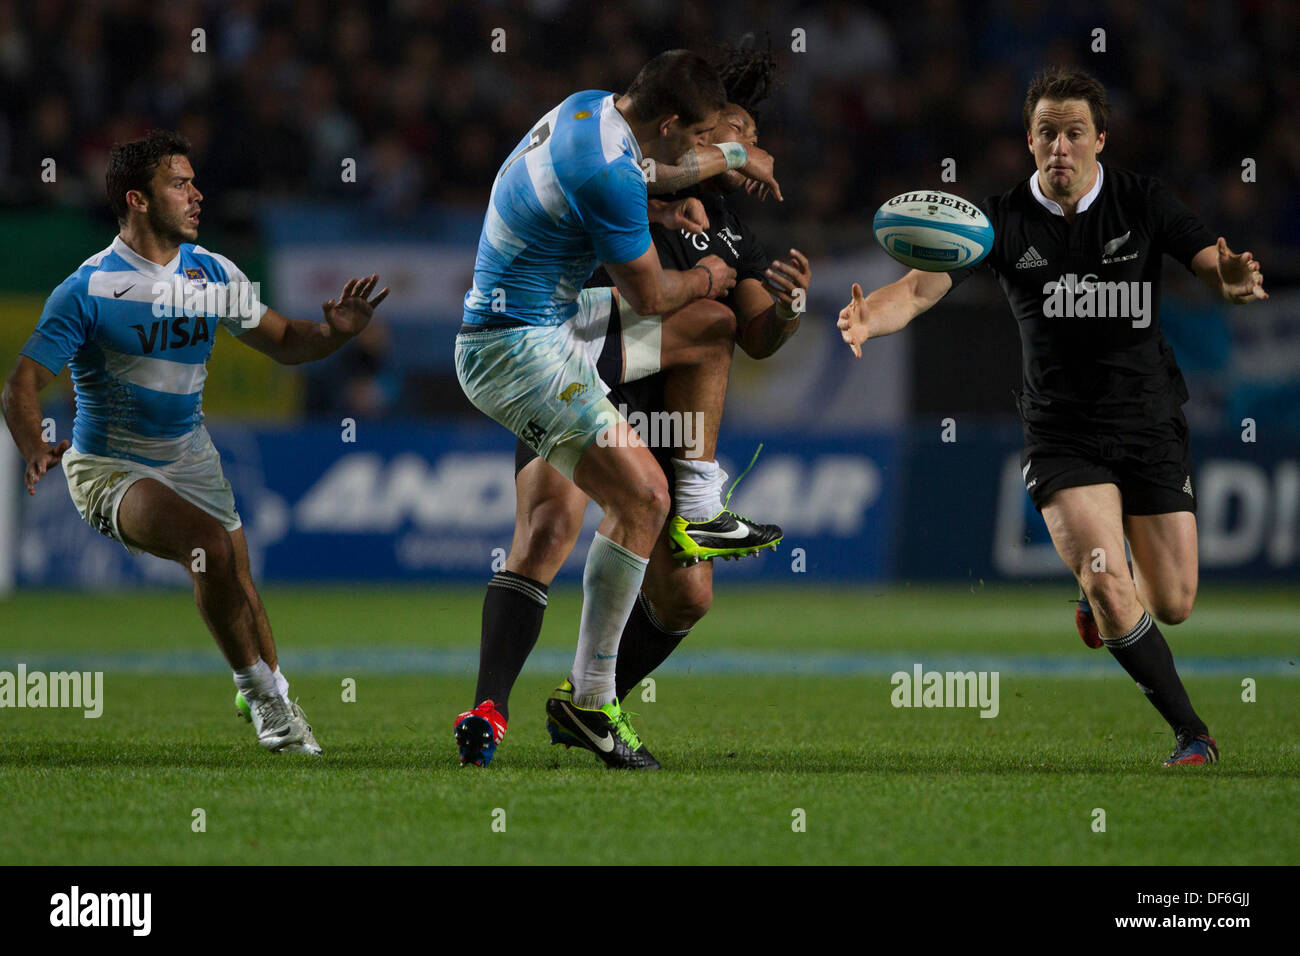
[872, 190, 993, 272]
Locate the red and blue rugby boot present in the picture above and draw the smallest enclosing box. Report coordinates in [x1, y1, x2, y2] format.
[1163, 733, 1219, 766]
[454, 699, 508, 767]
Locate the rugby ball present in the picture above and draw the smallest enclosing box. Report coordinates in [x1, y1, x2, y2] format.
[872, 190, 993, 272]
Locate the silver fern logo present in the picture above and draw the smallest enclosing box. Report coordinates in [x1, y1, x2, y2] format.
[1102, 230, 1139, 263]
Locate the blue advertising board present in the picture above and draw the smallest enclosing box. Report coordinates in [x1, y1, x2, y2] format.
[15, 423, 900, 588]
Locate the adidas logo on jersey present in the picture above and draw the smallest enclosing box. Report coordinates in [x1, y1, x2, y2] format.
[1015, 246, 1048, 269]
[1182, 475, 1193, 497]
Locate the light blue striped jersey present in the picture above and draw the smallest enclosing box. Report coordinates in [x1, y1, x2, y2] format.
[20, 236, 268, 465]
[462, 89, 651, 328]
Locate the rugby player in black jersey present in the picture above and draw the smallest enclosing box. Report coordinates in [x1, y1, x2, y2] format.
[838, 68, 1267, 766]
[455, 48, 807, 767]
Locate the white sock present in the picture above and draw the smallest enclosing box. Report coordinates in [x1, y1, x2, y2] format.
[571, 532, 649, 709]
[671, 458, 726, 521]
[232, 658, 277, 700]
[273, 666, 290, 703]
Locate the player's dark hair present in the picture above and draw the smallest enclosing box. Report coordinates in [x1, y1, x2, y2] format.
[624, 49, 726, 127]
[105, 129, 192, 223]
[714, 36, 781, 122]
[1023, 67, 1109, 134]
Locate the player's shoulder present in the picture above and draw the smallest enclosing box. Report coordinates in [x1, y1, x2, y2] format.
[1101, 164, 1163, 199]
[984, 178, 1033, 218]
[186, 244, 240, 282]
[553, 90, 640, 185]
[51, 242, 117, 301]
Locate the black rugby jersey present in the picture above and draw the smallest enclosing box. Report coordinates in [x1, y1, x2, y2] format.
[588, 185, 770, 294]
[947, 164, 1217, 428]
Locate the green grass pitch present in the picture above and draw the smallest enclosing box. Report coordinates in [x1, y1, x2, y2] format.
[0, 584, 1296, 865]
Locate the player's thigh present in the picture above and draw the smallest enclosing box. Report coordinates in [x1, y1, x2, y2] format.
[572, 424, 669, 520]
[642, 521, 714, 630]
[657, 298, 736, 370]
[1039, 483, 1131, 583]
[117, 477, 235, 570]
[1123, 511, 1198, 624]
[507, 455, 589, 581]
[456, 319, 622, 481]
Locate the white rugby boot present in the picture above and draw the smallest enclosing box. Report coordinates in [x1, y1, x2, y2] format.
[235, 691, 322, 754]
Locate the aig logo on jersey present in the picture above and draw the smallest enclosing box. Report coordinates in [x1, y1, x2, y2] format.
[1042, 273, 1152, 328]
[685, 225, 741, 257]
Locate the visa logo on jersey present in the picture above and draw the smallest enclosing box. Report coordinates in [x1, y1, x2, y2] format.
[129, 315, 212, 353]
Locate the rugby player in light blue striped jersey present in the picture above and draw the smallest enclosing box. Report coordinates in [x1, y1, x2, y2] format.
[2, 130, 389, 754]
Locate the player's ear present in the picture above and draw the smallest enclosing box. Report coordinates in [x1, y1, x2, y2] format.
[658, 114, 679, 138]
[1095, 131, 1105, 155]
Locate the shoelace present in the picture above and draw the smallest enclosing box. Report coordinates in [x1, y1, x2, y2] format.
[291, 697, 314, 733]
[720, 443, 764, 522]
[253, 695, 291, 731]
[612, 708, 642, 749]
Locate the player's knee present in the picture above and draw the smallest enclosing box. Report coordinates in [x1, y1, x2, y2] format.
[610, 473, 670, 532]
[1079, 569, 1135, 623]
[1151, 588, 1196, 626]
[190, 525, 235, 573]
[657, 582, 712, 631]
[695, 299, 737, 352]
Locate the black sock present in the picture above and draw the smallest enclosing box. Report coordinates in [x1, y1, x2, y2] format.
[614, 592, 692, 701]
[1103, 611, 1208, 741]
[474, 571, 548, 722]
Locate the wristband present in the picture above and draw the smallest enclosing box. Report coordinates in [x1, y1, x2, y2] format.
[717, 141, 748, 170]
[691, 264, 713, 297]
[775, 299, 799, 321]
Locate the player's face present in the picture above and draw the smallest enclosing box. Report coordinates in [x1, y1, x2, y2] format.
[143, 155, 203, 245]
[646, 111, 718, 163]
[709, 105, 757, 193]
[1027, 98, 1105, 197]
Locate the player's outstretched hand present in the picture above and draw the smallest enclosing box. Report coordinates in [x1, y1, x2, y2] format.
[651, 197, 709, 235]
[696, 254, 737, 300]
[738, 144, 783, 202]
[25, 439, 70, 495]
[765, 249, 811, 312]
[1216, 237, 1268, 304]
[323, 274, 390, 337]
[837, 282, 870, 358]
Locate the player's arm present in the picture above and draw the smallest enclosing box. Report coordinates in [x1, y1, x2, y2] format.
[1190, 237, 1268, 304]
[238, 275, 389, 365]
[647, 143, 783, 201]
[2, 356, 70, 495]
[731, 249, 811, 359]
[837, 269, 952, 359]
[582, 161, 735, 314]
[604, 244, 735, 316]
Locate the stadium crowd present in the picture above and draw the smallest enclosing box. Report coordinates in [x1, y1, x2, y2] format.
[3, 0, 1297, 267]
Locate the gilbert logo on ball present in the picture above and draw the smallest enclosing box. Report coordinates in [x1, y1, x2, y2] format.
[873, 190, 993, 272]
